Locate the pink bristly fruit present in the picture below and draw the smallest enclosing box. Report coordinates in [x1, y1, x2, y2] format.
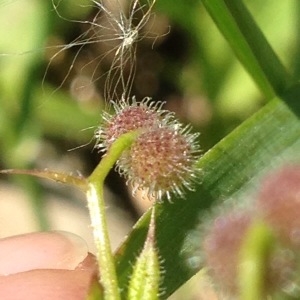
[257, 165, 300, 248]
[118, 125, 200, 201]
[95, 97, 200, 201]
[202, 209, 253, 295]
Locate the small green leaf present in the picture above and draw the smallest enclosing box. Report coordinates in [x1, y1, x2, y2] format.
[127, 208, 160, 300]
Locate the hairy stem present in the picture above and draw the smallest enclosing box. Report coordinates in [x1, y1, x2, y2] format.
[87, 130, 140, 300]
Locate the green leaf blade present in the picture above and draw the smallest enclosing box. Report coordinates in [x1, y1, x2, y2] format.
[115, 98, 300, 298]
[201, 0, 294, 98]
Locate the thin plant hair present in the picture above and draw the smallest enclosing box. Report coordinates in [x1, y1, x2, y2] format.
[49, 0, 157, 103]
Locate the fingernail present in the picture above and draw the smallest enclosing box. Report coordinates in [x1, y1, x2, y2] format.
[0, 231, 88, 275]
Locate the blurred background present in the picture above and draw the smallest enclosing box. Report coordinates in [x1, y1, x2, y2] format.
[0, 0, 298, 298]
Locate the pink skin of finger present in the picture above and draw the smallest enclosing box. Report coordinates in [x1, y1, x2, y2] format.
[0, 231, 99, 300]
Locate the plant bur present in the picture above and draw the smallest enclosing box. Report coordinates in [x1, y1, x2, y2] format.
[202, 209, 253, 295]
[95, 97, 201, 201]
[257, 165, 300, 248]
[95, 97, 170, 152]
[119, 125, 200, 200]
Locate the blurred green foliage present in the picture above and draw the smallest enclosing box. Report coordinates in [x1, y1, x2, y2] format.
[0, 1, 299, 298]
[0, 0, 298, 222]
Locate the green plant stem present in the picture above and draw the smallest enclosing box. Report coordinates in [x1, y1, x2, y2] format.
[87, 130, 140, 300]
[238, 221, 275, 300]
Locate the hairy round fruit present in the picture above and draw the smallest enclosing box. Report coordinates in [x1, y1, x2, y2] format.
[257, 165, 300, 248]
[95, 97, 200, 200]
[95, 97, 171, 151]
[202, 210, 253, 295]
[117, 126, 200, 200]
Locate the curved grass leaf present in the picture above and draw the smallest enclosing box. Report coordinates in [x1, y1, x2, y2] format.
[201, 0, 294, 99]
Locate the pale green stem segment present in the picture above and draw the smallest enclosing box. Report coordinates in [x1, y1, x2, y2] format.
[238, 221, 275, 300]
[87, 130, 140, 300]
